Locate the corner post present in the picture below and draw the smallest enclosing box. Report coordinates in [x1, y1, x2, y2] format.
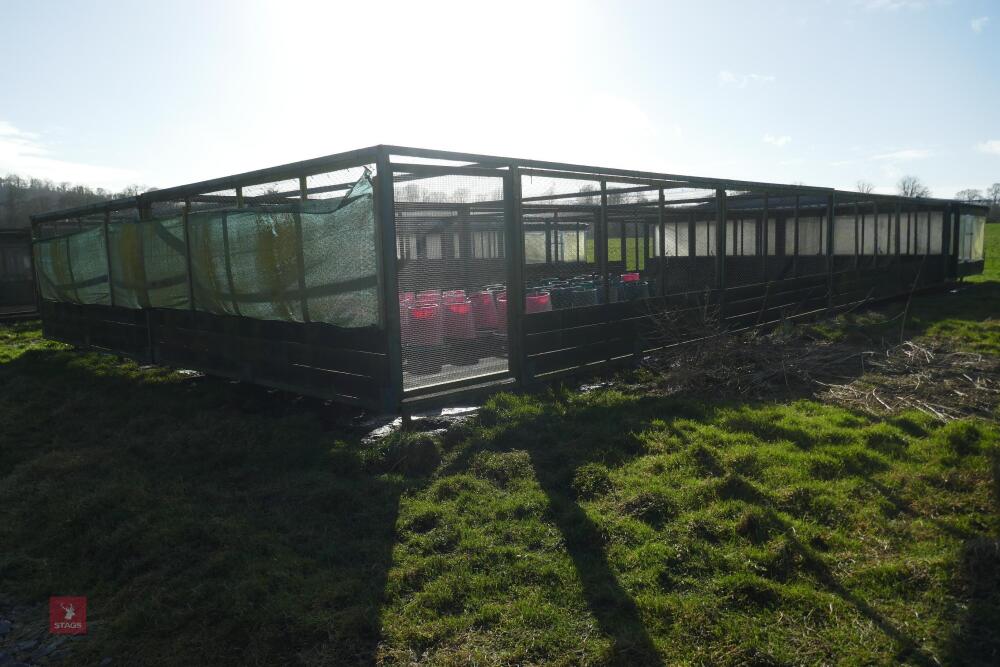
[375, 148, 403, 413]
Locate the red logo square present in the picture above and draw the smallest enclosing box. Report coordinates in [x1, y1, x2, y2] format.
[49, 596, 87, 635]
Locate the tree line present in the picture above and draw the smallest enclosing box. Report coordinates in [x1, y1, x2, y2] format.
[856, 175, 1000, 205]
[0, 174, 153, 230]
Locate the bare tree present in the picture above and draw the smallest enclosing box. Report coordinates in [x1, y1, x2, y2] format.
[897, 175, 931, 198]
[987, 182, 1000, 205]
[856, 180, 874, 194]
[955, 188, 984, 202]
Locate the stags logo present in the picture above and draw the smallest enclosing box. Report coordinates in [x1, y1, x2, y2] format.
[49, 596, 87, 635]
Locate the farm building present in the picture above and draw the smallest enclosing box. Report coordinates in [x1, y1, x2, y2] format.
[29, 145, 989, 412]
[0, 229, 36, 317]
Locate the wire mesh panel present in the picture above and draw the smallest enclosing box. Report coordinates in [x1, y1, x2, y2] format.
[520, 175, 603, 310]
[658, 188, 719, 296]
[394, 170, 508, 392]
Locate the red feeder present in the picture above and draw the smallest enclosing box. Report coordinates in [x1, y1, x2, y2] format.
[496, 292, 508, 331]
[399, 293, 414, 343]
[416, 289, 441, 304]
[525, 291, 552, 314]
[444, 300, 476, 340]
[622, 272, 640, 283]
[442, 289, 467, 304]
[408, 303, 443, 346]
[470, 291, 498, 330]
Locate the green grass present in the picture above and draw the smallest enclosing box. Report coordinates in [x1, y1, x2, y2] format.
[804, 224, 1000, 356]
[968, 221, 1000, 283]
[1, 239, 998, 665]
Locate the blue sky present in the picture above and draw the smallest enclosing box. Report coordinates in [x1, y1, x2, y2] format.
[1, 0, 997, 196]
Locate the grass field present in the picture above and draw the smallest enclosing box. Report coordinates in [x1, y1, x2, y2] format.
[0, 226, 997, 665]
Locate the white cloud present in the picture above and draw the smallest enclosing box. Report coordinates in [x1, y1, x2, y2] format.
[718, 70, 776, 88]
[971, 16, 990, 32]
[977, 139, 1000, 155]
[870, 148, 931, 161]
[763, 133, 792, 147]
[0, 119, 139, 190]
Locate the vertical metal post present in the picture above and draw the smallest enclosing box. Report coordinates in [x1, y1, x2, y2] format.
[658, 188, 666, 297]
[893, 199, 909, 290]
[27, 219, 40, 313]
[688, 212, 696, 258]
[235, 186, 244, 209]
[793, 195, 800, 275]
[137, 201, 154, 362]
[599, 180, 610, 304]
[872, 200, 880, 260]
[375, 148, 403, 412]
[102, 210, 115, 308]
[182, 200, 196, 311]
[715, 189, 727, 319]
[760, 193, 769, 280]
[948, 204, 962, 279]
[137, 203, 152, 309]
[544, 217, 552, 264]
[939, 206, 950, 279]
[642, 220, 649, 272]
[503, 164, 525, 385]
[893, 199, 910, 262]
[852, 201, 859, 268]
[858, 206, 865, 267]
[220, 211, 241, 317]
[599, 180, 612, 364]
[826, 193, 835, 308]
[907, 204, 913, 255]
[552, 211, 560, 262]
[294, 177, 311, 323]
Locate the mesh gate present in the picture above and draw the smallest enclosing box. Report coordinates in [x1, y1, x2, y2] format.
[393, 169, 509, 392]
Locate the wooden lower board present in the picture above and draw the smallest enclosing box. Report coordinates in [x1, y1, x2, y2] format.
[522, 266, 958, 380]
[39, 301, 389, 409]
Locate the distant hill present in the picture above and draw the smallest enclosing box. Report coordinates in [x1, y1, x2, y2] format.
[0, 174, 150, 230]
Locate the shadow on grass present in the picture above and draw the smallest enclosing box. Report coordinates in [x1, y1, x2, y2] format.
[451, 395, 719, 665]
[942, 448, 1000, 666]
[449, 391, 974, 666]
[830, 281, 1000, 354]
[0, 346, 404, 666]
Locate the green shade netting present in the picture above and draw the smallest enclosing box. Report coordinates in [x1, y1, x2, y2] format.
[34, 173, 379, 328]
[108, 215, 190, 310]
[33, 226, 111, 305]
[188, 174, 377, 326]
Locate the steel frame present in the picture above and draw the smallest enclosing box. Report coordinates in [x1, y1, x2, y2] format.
[29, 145, 991, 413]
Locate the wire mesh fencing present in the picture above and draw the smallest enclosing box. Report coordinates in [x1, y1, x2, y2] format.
[27, 144, 988, 408]
[393, 169, 509, 391]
